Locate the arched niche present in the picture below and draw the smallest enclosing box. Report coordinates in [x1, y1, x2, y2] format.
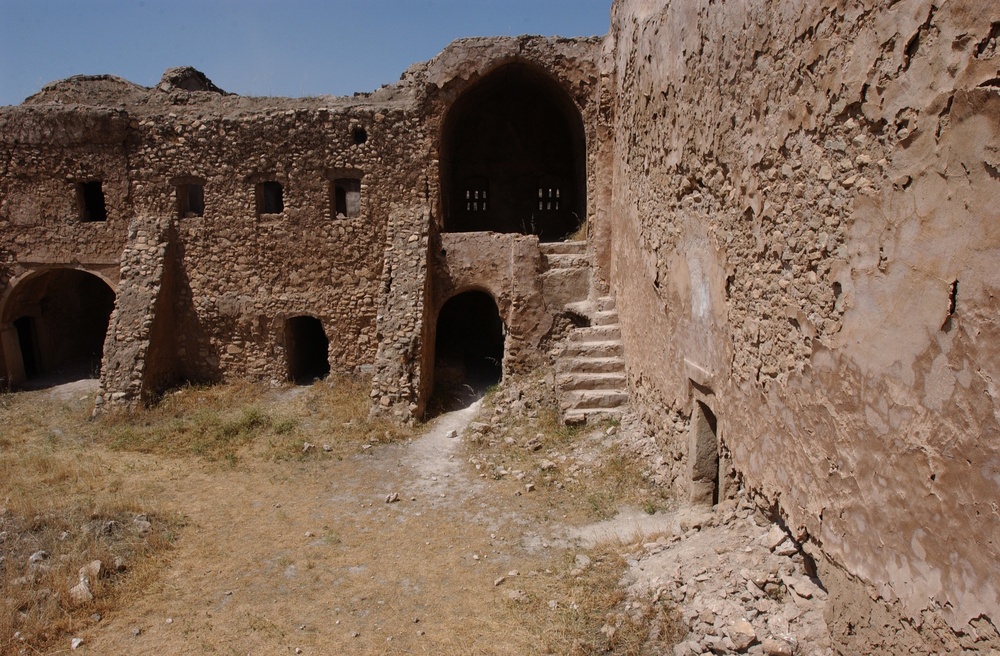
[440, 63, 587, 242]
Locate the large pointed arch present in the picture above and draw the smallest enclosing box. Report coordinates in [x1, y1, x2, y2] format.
[440, 63, 587, 242]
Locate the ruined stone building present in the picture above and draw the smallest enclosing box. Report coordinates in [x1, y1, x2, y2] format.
[1, 0, 999, 652]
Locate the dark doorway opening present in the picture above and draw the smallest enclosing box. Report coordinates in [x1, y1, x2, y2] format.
[440, 63, 587, 242]
[2, 269, 115, 388]
[285, 316, 330, 384]
[13, 316, 38, 379]
[689, 401, 720, 507]
[431, 291, 504, 412]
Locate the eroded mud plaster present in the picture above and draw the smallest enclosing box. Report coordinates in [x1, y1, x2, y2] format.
[609, 0, 1000, 646]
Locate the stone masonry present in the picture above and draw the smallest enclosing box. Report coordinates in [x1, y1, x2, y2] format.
[2, 3, 1000, 653]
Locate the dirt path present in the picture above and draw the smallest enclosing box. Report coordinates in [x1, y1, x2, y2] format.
[74, 400, 582, 655]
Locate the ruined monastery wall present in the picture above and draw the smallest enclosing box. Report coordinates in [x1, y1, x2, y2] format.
[610, 0, 1000, 649]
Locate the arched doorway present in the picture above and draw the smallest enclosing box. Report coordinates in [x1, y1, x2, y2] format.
[431, 291, 505, 411]
[440, 63, 587, 242]
[1, 269, 116, 387]
[284, 316, 330, 384]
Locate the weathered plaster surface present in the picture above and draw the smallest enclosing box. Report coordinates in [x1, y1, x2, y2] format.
[609, 0, 1000, 646]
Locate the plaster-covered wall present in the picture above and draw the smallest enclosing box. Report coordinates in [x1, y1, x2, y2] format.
[609, 0, 1000, 649]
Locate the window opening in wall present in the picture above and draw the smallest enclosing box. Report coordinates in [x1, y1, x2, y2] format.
[431, 290, 504, 415]
[537, 175, 563, 212]
[332, 178, 361, 218]
[177, 183, 205, 218]
[78, 181, 107, 222]
[352, 127, 368, 145]
[462, 177, 489, 213]
[285, 316, 330, 384]
[688, 401, 720, 507]
[256, 181, 284, 215]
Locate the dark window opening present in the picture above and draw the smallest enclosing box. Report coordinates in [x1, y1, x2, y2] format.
[537, 175, 563, 211]
[177, 183, 205, 218]
[689, 401, 720, 507]
[78, 181, 107, 222]
[332, 178, 361, 218]
[431, 291, 504, 414]
[352, 127, 368, 145]
[462, 177, 489, 213]
[285, 316, 330, 384]
[257, 181, 284, 215]
[2, 269, 115, 388]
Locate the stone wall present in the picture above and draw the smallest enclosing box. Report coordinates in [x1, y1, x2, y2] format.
[609, 0, 1000, 649]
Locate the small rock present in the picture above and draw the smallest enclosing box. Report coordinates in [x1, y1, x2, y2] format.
[90, 613, 102, 622]
[445, 429, 457, 438]
[762, 636, 795, 656]
[28, 550, 49, 565]
[303, 442, 315, 452]
[505, 589, 529, 603]
[131, 626, 142, 637]
[524, 483, 535, 492]
[764, 525, 788, 551]
[134, 517, 152, 534]
[574, 554, 591, 569]
[71, 637, 84, 650]
[539, 459, 556, 471]
[322, 444, 332, 452]
[79, 560, 103, 581]
[494, 576, 506, 586]
[385, 493, 400, 504]
[70, 580, 94, 605]
[727, 619, 757, 651]
[295, 649, 303, 654]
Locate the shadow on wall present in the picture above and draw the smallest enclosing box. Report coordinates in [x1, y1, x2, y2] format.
[429, 290, 505, 415]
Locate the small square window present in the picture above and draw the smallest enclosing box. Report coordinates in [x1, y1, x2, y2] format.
[77, 180, 107, 222]
[256, 181, 284, 215]
[332, 178, 361, 218]
[177, 183, 205, 218]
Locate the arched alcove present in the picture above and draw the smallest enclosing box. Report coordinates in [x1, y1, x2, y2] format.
[1, 269, 115, 387]
[440, 63, 587, 242]
[284, 316, 330, 384]
[431, 290, 505, 411]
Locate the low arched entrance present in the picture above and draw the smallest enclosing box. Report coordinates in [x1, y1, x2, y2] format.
[0, 269, 116, 387]
[431, 290, 504, 411]
[284, 315, 330, 384]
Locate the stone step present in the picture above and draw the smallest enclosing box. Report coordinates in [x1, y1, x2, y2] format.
[556, 356, 625, 375]
[561, 340, 624, 358]
[561, 389, 629, 411]
[544, 252, 590, 270]
[556, 372, 627, 391]
[568, 325, 621, 342]
[563, 407, 625, 426]
[541, 267, 591, 308]
[595, 296, 617, 312]
[592, 310, 619, 326]
[539, 240, 587, 255]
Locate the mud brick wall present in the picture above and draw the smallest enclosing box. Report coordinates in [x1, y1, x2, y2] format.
[609, 0, 1000, 650]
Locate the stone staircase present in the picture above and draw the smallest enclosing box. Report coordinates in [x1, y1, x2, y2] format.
[539, 241, 591, 309]
[555, 295, 628, 425]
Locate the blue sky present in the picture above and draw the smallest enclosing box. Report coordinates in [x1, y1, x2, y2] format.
[0, 0, 612, 106]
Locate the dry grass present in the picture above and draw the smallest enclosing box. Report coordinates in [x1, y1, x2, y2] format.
[482, 543, 682, 655]
[0, 388, 179, 654]
[0, 372, 679, 654]
[100, 376, 413, 464]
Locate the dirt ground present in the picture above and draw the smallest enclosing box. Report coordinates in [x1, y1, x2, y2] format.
[2, 375, 835, 656]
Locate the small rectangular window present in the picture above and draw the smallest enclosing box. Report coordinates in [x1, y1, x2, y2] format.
[256, 181, 284, 215]
[77, 180, 107, 222]
[537, 176, 563, 212]
[177, 183, 205, 218]
[332, 178, 361, 218]
[462, 177, 488, 213]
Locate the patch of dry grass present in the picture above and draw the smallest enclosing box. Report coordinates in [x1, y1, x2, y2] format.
[0, 388, 179, 654]
[99, 376, 413, 463]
